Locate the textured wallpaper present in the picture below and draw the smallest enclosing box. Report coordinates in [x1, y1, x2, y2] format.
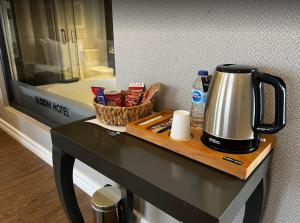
[113, 0, 300, 222]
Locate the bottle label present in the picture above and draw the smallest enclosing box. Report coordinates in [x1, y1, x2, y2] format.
[192, 89, 207, 104]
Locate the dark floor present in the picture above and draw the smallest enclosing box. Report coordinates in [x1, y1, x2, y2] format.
[0, 128, 93, 222]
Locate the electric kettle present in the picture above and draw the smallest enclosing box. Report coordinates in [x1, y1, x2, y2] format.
[202, 64, 286, 153]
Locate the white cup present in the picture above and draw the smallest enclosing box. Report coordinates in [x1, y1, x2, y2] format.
[170, 110, 191, 141]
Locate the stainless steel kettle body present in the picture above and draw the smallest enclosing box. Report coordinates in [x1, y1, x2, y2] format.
[202, 64, 286, 153]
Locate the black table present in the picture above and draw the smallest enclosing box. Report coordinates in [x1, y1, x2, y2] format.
[51, 118, 271, 223]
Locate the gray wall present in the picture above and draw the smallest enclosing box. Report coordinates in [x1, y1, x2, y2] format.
[113, 0, 300, 222]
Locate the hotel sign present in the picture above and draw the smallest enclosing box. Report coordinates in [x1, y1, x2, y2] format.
[35, 96, 70, 118]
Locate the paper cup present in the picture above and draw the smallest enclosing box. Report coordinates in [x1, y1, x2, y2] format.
[170, 110, 191, 141]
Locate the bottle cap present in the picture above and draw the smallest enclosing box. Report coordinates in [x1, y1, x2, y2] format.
[198, 70, 208, 76]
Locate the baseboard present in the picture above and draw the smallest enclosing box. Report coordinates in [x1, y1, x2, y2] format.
[0, 118, 149, 223]
[0, 118, 53, 166]
[134, 210, 149, 223]
[72, 166, 104, 196]
[0, 118, 104, 193]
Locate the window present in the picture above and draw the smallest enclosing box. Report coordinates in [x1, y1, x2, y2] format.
[0, 0, 115, 127]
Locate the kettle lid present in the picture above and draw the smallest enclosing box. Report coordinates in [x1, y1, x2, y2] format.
[216, 64, 257, 73]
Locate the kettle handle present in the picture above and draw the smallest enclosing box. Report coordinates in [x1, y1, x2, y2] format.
[252, 71, 286, 134]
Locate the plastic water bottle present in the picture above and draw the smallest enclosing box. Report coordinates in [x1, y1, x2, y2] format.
[191, 70, 209, 129]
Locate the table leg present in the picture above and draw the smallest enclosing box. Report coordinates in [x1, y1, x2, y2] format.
[52, 146, 84, 223]
[243, 174, 269, 223]
[120, 188, 134, 223]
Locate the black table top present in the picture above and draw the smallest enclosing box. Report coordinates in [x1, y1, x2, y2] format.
[51, 117, 270, 223]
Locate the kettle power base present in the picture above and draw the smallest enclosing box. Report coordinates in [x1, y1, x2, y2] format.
[126, 111, 276, 180]
[201, 131, 259, 154]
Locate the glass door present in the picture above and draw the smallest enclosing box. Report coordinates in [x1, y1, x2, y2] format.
[53, 0, 80, 82]
[0, 0, 80, 85]
[64, 0, 81, 80]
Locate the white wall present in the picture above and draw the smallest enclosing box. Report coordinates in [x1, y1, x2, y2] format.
[113, 0, 300, 222]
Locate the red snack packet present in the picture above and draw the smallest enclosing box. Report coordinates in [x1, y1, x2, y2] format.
[91, 87, 105, 96]
[104, 90, 122, 106]
[124, 82, 145, 107]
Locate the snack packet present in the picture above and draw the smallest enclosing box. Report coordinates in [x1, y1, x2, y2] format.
[141, 83, 160, 104]
[91, 86, 104, 96]
[124, 82, 145, 107]
[104, 90, 122, 106]
[95, 87, 106, 105]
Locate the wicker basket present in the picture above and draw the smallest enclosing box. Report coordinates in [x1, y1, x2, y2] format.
[93, 98, 153, 126]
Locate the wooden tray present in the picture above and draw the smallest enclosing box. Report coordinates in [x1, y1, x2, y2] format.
[126, 111, 276, 180]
